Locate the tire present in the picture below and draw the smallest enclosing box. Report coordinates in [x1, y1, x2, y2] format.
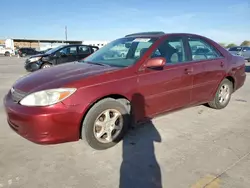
[4, 51, 10, 56]
[81, 98, 130, 150]
[41, 63, 52, 69]
[208, 78, 233, 109]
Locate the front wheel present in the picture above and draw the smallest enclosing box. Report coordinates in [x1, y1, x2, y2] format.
[81, 98, 130, 150]
[208, 79, 233, 109]
[41, 63, 52, 69]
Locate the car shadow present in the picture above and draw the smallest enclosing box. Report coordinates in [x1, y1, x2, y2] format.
[119, 93, 162, 188]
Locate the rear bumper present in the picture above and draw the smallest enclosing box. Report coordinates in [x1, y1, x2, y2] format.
[4, 92, 83, 144]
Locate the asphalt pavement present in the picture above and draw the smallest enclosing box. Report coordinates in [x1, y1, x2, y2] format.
[0, 57, 250, 188]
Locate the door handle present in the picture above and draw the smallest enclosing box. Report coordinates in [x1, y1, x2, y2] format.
[184, 68, 193, 75]
[220, 61, 225, 67]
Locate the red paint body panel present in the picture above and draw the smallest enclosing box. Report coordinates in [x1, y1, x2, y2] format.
[3, 33, 246, 145]
[4, 91, 84, 144]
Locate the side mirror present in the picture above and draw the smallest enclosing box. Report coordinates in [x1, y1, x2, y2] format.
[144, 57, 166, 69]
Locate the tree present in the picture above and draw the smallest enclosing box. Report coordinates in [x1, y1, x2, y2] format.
[226, 43, 237, 48]
[219, 43, 226, 48]
[240, 40, 250, 46]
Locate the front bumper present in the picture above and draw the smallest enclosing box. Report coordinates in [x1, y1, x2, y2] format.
[24, 60, 41, 72]
[4, 92, 83, 144]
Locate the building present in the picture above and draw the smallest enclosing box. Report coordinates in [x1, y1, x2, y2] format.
[82, 40, 109, 48]
[0, 38, 110, 51]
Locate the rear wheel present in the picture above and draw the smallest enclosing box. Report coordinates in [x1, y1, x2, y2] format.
[4, 51, 10, 56]
[81, 98, 130, 150]
[208, 79, 233, 109]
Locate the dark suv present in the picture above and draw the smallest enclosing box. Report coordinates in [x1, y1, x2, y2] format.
[18, 48, 39, 57]
[24, 44, 99, 72]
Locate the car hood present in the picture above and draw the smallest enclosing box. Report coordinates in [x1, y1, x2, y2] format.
[29, 53, 49, 58]
[13, 62, 121, 93]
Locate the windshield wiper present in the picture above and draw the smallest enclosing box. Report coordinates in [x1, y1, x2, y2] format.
[86, 62, 110, 66]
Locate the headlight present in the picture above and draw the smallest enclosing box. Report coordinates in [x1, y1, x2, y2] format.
[20, 88, 76, 106]
[29, 57, 41, 63]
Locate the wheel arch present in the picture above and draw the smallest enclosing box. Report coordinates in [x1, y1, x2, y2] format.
[79, 93, 131, 139]
[225, 75, 235, 91]
[40, 62, 52, 69]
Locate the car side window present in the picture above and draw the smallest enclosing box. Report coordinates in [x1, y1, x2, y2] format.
[151, 37, 187, 64]
[78, 46, 90, 54]
[59, 46, 77, 55]
[229, 47, 242, 52]
[243, 47, 250, 51]
[188, 37, 222, 61]
[28, 49, 35, 54]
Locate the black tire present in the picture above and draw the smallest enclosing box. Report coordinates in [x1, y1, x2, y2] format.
[4, 51, 10, 56]
[208, 79, 233, 109]
[81, 98, 130, 150]
[41, 63, 52, 69]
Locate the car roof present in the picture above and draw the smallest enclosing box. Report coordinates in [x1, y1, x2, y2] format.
[230, 46, 249, 48]
[124, 31, 207, 39]
[61, 44, 98, 47]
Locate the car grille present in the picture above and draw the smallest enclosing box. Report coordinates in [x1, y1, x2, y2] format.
[11, 88, 27, 102]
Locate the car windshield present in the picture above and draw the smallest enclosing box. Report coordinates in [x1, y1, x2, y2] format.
[45, 45, 65, 54]
[81, 37, 158, 67]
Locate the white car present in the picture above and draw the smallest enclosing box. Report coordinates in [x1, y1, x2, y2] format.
[0, 45, 14, 56]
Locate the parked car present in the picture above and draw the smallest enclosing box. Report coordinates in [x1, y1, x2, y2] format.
[18, 48, 39, 57]
[4, 32, 246, 150]
[39, 48, 53, 54]
[228, 46, 250, 62]
[24, 44, 99, 72]
[0, 45, 15, 56]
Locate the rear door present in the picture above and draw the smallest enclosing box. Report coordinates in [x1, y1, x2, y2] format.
[137, 36, 193, 117]
[77, 45, 92, 60]
[185, 36, 226, 104]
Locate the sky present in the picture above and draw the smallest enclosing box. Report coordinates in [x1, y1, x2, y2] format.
[1, 0, 249, 44]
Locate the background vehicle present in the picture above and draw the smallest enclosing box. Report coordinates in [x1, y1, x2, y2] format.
[228, 46, 250, 62]
[18, 48, 39, 57]
[0, 45, 15, 56]
[4, 32, 246, 150]
[39, 48, 53, 54]
[24, 44, 99, 71]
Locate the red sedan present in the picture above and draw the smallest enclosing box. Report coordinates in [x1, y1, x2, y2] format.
[4, 32, 246, 150]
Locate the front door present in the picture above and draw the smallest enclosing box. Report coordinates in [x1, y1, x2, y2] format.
[137, 36, 193, 118]
[186, 36, 226, 104]
[57, 46, 77, 64]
